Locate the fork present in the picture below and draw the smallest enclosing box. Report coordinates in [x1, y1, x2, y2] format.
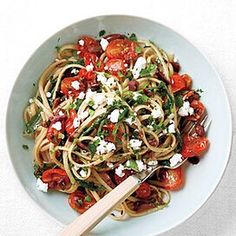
[60, 114, 211, 236]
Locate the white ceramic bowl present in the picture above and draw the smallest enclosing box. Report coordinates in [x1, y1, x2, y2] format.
[6, 15, 232, 236]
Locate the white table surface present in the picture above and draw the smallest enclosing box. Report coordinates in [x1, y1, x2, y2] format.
[1, 0, 236, 235]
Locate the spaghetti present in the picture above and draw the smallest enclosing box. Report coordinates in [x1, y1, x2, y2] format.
[23, 32, 209, 219]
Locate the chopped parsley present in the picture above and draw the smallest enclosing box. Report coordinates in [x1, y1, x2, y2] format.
[135, 46, 142, 54]
[85, 195, 92, 202]
[174, 94, 184, 108]
[24, 110, 42, 135]
[140, 64, 157, 77]
[88, 139, 100, 157]
[99, 30, 106, 37]
[22, 144, 29, 150]
[129, 33, 137, 41]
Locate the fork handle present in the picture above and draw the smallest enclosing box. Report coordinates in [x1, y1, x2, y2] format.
[60, 175, 140, 236]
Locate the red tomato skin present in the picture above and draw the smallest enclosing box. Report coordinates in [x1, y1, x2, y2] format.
[187, 100, 205, 121]
[42, 169, 71, 191]
[105, 39, 138, 61]
[170, 73, 186, 93]
[76, 36, 101, 56]
[65, 109, 77, 135]
[181, 134, 209, 158]
[136, 182, 151, 199]
[105, 58, 126, 75]
[157, 167, 184, 191]
[68, 191, 96, 214]
[181, 74, 192, 89]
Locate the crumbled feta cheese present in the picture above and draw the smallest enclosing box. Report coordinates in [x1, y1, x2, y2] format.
[170, 153, 183, 167]
[97, 74, 107, 84]
[29, 98, 34, 103]
[132, 57, 146, 79]
[77, 51, 81, 55]
[124, 63, 128, 68]
[147, 125, 154, 130]
[108, 109, 120, 123]
[92, 93, 107, 109]
[136, 160, 146, 172]
[107, 97, 115, 106]
[147, 160, 158, 166]
[79, 169, 87, 178]
[178, 101, 194, 117]
[71, 68, 79, 75]
[78, 91, 85, 99]
[106, 77, 116, 88]
[86, 89, 97, 100]
[173, 56, 178, 62]
[73, 117, 80, 128]
[115, 164, 125, 177]
[59, 111, 64, 116]
[100, 38, 109, 51]
[86, 63, 94, 71]
[46, 92, 51, 98]
[168, 120, 176, 133]
[151, 106, 162, 119]
[51, 121, 62, 131]
[36, 178, 48, 192]
[96, 139, 116, 155]
[78, 39, 85, 46]
[129, 139, 142, 150]
[125, 117, 135, 126]
[71, 81, 80, 90]
[133, 92, 142, 101]
[79, 110, 89, 120]
[107, 162, 114, 168]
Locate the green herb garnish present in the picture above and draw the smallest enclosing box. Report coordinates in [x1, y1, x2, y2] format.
[129, 33, 137, 41]
[22, 144, 29, 150]
[135, 46, 142, 54]
[85, 195, 92, 202]
[140, 64, 157, 77]
[24, 110, 42, 135]
[174, 94, 184, 108]
[99, 30, 106, 37]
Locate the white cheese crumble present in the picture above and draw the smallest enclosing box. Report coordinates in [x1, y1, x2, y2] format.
[168, 120, 176, 133]
[178, 101, 194, 117]
[78, 91, 85, 99]
[125, 117, 135, 126]
[79, 169, 87, 178]
[151, 106, 162, 119]
[129, 139, 142, 150]
[86, 63, 94, 71]
[115, 164, 125, 177]
[97, 74, 116, 88]
[46, 92, 51, 98]
[78, 39, 85, 46]
[97, 74, 107, 84]
[100, 38, 109, 51]
[59, 111, 64, 116]
[107, 162, 114, 168]
[96, 138, 116, 155]
[136, 160, 147, 172]
[29, 98, 34, 103]
[71, 81, 80, 90]
[170, 153, 183, 167]
[108, 109, 121, 123]
[147, 160, 158, 166]
[73, 117, 80, 128]
[86, 89, 97, 100]
[36, 178, 48, 192]
[79, 110, 89, 120]
[132, 57, 146, 79]
[92, 93, 107, 109]
[133, 92, 142, 101]
[71, 68, 79, 75]
[107, 97, 115, 106]
[51, 121, 62, 131]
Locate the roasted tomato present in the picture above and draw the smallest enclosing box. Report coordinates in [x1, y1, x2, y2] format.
[114, 170, 132, 185]
[42, 169, 71, 191]
[104, 33, 125, 42]
[105, 58, 126, 75]
[105, 39, 138, 60]
[68, 191, 96, 214]
[170, 73, 186, 93]
[47, 114, 66, 144]
[181, 134, 209, 158]
[157, 167, 184, 191]
[136, 182, 151, 199]
[76, 36, 101, 56]
[60, 76, 86, 98]
[65, 109, 77, 135]
[83, 52, 104, 72]
[181, 74, 192, 89]
[103, 123, 124, 143]
[187, 100, 205, 121]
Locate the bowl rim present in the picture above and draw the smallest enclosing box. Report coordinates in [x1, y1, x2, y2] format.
[5, 14, 233, 236]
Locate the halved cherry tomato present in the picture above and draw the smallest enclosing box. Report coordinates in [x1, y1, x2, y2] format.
[170, 73, 186, 93]
[181, 134, 209, 158]
[103, 123, 124, 143]
[105, 39, 138, 61]
[114, 170, 132, 185]
[60, 76, 86, 98]
[47, 115, 65, 144]
[83, 52, 104, 72]
[136, 182, 151, 199]
[68, 191, 96, 214]
[104, 34, 125, 42]
[157, 167, 184, 191]
[105, 58, 126, 75]
[99, 172, 116, 188]
[65, 109, 77, 135]
[76, 36, 101, 56]
[187, 100, 205, 121]
[42, 169, 71, 191]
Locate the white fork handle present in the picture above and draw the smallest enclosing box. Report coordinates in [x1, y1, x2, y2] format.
[60, 175, 140, 236]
